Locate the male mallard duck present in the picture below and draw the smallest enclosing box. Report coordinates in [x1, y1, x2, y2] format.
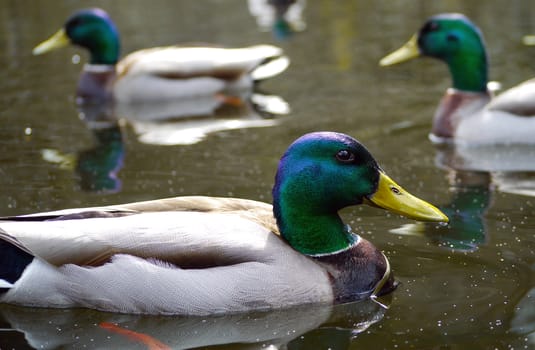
[380, 13, 535, 145]
[0, 132, 447, 315]
[32, 8, 289, 104]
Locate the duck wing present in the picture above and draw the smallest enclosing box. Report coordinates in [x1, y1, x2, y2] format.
[116, 45, 289, 82]
[53, 247, 331, 315]
[0, 197, 278, 267]
[487, 78, 535, 117]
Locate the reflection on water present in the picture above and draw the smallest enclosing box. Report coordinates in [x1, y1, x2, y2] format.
[435, 143, 535, 173]
[492, 171, 535, 197]
[0, 299, 387, 349]
[74, 125, 124, 193]
[511, 286, 535, 341]
[115, 90, 289, 146]
[41, 105, 125, 194]
[435, 142, 535, 196]
[394, 142, 535, 251]
[41, 92, 289, 193]
[392, 170, 492, 251]
[434, 171, 492, 250]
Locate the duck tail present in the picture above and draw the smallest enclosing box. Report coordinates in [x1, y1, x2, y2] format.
[0, 230, 34, 294]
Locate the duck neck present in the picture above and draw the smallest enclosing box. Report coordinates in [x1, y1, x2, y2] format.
[87, 39, 119, 65]
[77, 65, 117, 102]
[273, 195, 356, 256]
[446, 51, 488, 92]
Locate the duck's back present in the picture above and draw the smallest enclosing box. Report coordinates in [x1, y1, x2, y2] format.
[112, 45, 288, 102]
[0, 196, 277, 266]
[486, 78, 535, 117]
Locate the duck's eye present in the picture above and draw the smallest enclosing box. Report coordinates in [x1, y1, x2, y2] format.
[335, 150, 355, 163]
[68, 17, 83, 28]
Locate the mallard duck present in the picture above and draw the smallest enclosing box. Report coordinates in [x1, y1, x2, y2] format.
[0, 132, 447, 315]
[32, 8, 289, 104]
[380, 13, 535, 145]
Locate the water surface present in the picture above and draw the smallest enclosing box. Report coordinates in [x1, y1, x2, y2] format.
[1, 1, 535, 349]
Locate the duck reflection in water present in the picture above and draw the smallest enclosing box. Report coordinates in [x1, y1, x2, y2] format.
[42, 88, 289, 192]
[392, 139, 535, 251]
[434, 142, 535, 197]
[75, 124, 124, 193]
[42, 104, 124, 194]
[0, 298, 388, 350]
[392, 170, 492, 252]
[114, 88, 289, 146]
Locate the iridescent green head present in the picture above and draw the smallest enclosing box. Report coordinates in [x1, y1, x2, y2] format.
[272, 132, 448, 255]
[380, 13, 488, 92]
[33, 8, 120, 65]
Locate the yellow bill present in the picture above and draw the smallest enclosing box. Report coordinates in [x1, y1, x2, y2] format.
[366, 172, 448, 223]
[33, 28, 70, 55]
[379, 34, 420, 66]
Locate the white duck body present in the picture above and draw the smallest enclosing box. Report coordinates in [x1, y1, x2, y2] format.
[32, 9, 289, 106]
[430, 84, 535, 145]
[110, 45, 289, 103]
[0, 197, 333, 315]
[466, 78, 535, 144]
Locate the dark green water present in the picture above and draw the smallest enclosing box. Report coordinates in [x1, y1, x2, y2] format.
[1, 1, 535, 349]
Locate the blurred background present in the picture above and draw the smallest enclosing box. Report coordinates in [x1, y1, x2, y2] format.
[1, 1, 535, 349]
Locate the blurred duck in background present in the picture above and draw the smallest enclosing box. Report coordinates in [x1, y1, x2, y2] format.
[381, 13, 535, 198]
[248, 0, 306, 40]
[380, 13, 535, 145]
[33, 8, 290, 145]
[33, 8, 289, 105]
